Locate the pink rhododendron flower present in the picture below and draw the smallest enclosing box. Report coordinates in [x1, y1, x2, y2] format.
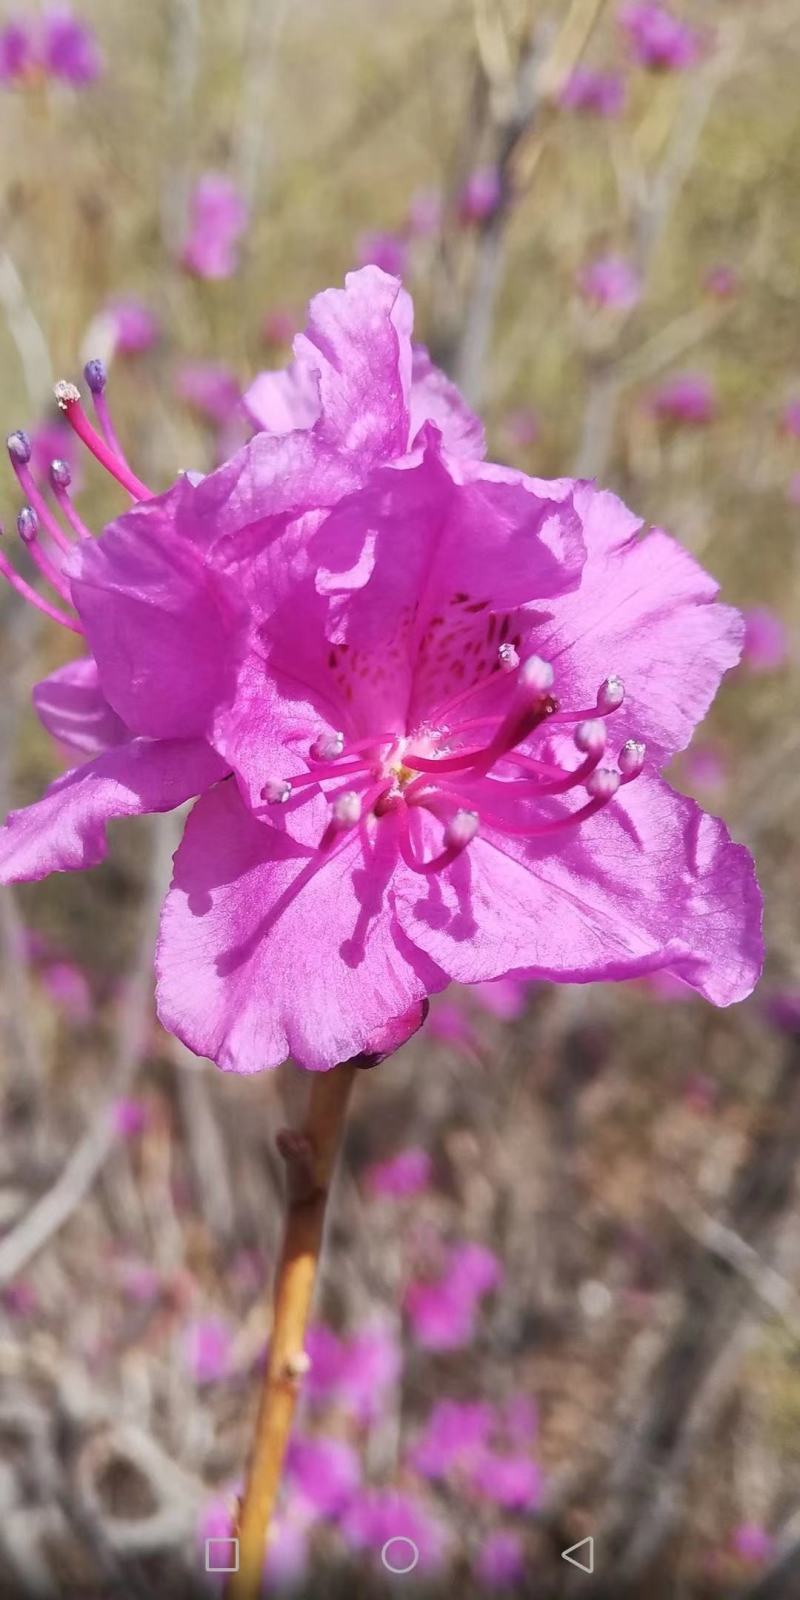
[650, 371, 716, 425]
[560, 66, 625, 117]
[741, 607, 788, 673]
[683, 742, 728, 796]
[261, 308, 299, 347]
[109, 1095, 148, 1138]
[405, 1240, 502, 1350]
[409, 1399, 494, 1478]
[41, 957, 92, 1019]
[285, 1435, 360, 1518]
[619, 3, 702, 71]
[780, 398, 800, 438]
[0, 268, 762, 1079]
[357, 229, 408, 279]
[470, 1448, 542, 1509]
[366, 1146, 433, 1198]
[181, 173, 248, 280]
[731, 1523, 774, 1564]
[475, 1529, 526, 1586]
[42, 6, 102, 84]
[579, 254, 641, 312]
[302, 1319, 400, 1420]
[471, 976, 528, 1020]
[341, 1487, 447, 1571]
[175, 360, 241, 425]
[703, 264, 738, 299]
[0, 18, 33, 82]
[106, 297, 160, 356]
[458, 165, 502, 224]
[182, 1316, 234, 1384]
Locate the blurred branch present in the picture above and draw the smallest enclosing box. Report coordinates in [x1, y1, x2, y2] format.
[234, 0, 289, 210]
[0, 814, 179, 1288]
[0, 251, 54, 411]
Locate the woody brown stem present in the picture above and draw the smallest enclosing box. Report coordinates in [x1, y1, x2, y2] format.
[225, 1061, 357, 1599]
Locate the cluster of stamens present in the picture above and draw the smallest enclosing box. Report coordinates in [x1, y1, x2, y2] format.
[262, 653, 646, 875]
[0, 360, 152, 632]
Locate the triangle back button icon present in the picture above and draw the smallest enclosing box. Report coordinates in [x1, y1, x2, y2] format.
[561, 1536, 594, 1574]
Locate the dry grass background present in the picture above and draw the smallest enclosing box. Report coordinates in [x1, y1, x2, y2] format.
[1, 1, 800, 1596]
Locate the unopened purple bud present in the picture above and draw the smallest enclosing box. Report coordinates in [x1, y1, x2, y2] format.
[7, 430, 32, 465]
[17, 506, 39, 543]
[84, 358, 107, 394]
[49, 459, 72, 488]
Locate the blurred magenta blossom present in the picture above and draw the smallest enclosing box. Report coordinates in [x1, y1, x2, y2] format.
[741, 607, 788, 673]
[404, 1240, 503, 1350]
[0, 267, 762, 1077]
[458, 165, 502, 224]
[476, 1529, 526, 1586]
[579, 253, 641, 312]
[619, 3, 702, 72]
[0, 7, 101, 86]
[109, 1095, 149, 1138]
[780, 397, 800, 438]
[560, 66, 625, 117]
[341, 1487, 447, 1572]
[182, 1316, 234, 1384]
[285, 1435, 360, 1518]
[181, 173, 248, 280]
[407, 188, 442, 237]
[198, 1490, 307, 1589]
[683, 742, 728, 797]
[650, 371, 716, 425]
[731, 1523, 775, 1564]
[501, 406, 540, 448]
[366, 1146, 432, 1198]
[703, 264, 738, 299]
[175, 361, 241, 425]
[426, 999, 480, 1055]
[303, 1319, 400, 1422]
[106, 297, 160, 356]
[261, 308, 299, 347]
[357, 229, 408, 279]
[409, 1399, 494, 1477]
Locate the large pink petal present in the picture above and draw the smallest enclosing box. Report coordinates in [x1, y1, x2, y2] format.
[531, 484, 744, 761]
[67, 503, 241, 740]
[0, 738, 227, 883]
[244, 266, 413, 469]
[156, 780, 444, 1073]
[33, 657, 127, 756]
[394, 774, 762, 1007]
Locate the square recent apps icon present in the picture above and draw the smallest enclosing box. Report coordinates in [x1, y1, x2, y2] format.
[205, 1536, 240, 1572]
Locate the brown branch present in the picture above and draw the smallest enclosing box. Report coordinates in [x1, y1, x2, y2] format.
[226, 1061, 357, 1600]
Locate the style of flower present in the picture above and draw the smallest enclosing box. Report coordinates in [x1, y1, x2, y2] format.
[181, 173, 248, 281]
[578, 253, 641, 312]
[619, 3, 702, 72]
[560, 66, 625, 117]
[0, 268, 762, 1079]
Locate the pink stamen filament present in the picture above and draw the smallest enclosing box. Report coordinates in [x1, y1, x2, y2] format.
[433, 778, 617, 838]
[51, 478, 93, 542]
[91, 387, 130, 469]
[0, 548, 83, 633]
[58, 391, 151, 501]
[19, 526, 72, 603]
[395, 802, 476, 877]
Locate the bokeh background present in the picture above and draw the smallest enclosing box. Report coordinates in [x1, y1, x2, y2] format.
[1, 1, 799, 1596]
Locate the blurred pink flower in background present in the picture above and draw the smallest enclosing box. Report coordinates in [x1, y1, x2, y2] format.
[366, 1146, 432, 1198]
[731, 1523, 775, 1564]
[115, 1257, 161, 1304]
[106, 297, 160, 356]
[181, 173, 248, 280]
[500, 406, 539, 448]
[763, 988, 800, 1036]
[741, 607, 788, 673]
[357, 229, 408, 278]
[261, 308, 299, 347]
[409, 1399, 494, 1478]
[426, 1000, 480, 1055]
[458, 165, 502, 224]
[650, 371, 716, 424]
[109, 1096, 149, 1138]
[1, 7, 101, 86]
[683, 742, 728, 796]
[703, 264, 738, 299]
[0, 19, 34, 82]
[182, 1316, 234, 1385]
[2, 1280, 38, 1318]
[303, 1320, 400, 1421]
[30, 419, 81, 490]
[682, 1072, 719, 1115]
[579, 254, 641, 311]
[560, 66, 625, 117]
[198, 1491, 308, 1588]
[405, 1241, 503, 1350]
[175, 360, 241, 424]
[619, 3, 702, 72]
[285, 1435, 360, 1518]
[476, 1529, 526, 1586]
[42, 5, 103, 85]
[470, 1448, 542, 1509]
[407, 188, 442, 237]
[341, 1487, 447, 1571]
[472, 977, 528, 1021]
[780, 397, 800, 438]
